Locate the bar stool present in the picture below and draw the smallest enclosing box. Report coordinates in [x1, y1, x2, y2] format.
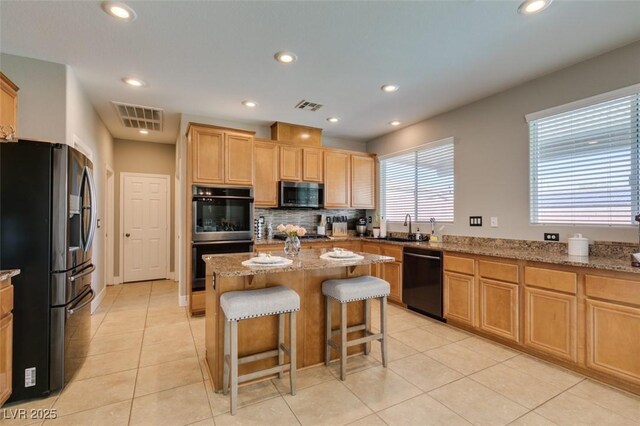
[322, 275, 390, 380]
[220, 285, 300, 415]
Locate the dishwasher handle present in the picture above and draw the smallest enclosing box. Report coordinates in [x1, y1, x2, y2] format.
[404, 252, 442, 261]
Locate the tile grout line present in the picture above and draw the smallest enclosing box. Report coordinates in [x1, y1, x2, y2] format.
[127, 282, 152, 426]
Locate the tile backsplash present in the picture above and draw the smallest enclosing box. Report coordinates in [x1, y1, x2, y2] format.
[255, 208, 366, 234]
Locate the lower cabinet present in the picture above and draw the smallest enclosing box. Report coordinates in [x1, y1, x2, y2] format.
[585, 275, 640, 385]
[524, 286, 577, 362]
[382, 261, 402, 304]
[361, 242, 382, 278]
[479, 278, 519, 342]
[444, 271, 475, 326]
[523, 266, 577, 362]
[0, 277, 14, 406]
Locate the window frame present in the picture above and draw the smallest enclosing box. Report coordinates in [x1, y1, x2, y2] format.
[379, 136, 455, 224]
[526, 83, 640, 227]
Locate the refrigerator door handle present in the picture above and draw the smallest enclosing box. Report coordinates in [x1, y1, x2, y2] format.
[83, 166, 98, 252]
[69, 263, 95, 282]
[67, 287, 95, 315]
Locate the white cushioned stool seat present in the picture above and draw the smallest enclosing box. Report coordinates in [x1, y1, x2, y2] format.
[220, 285, 300, 321]
[322, 275, 390, 303]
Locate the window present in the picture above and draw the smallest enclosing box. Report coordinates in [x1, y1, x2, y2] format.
[380, 137, 454, 223]
[528, 84, 640, 225]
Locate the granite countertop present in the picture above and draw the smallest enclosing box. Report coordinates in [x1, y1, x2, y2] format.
[0, 269, 20, 281]
[257, 236, 640, 275]
[204, 248, 394, 277]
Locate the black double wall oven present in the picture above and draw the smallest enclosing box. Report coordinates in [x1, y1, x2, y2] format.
[191, 186, 253, 292]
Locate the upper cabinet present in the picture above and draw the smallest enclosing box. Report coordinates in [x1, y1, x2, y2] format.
[254, 140, 279, 207]
[188, 124, 254, 186]
[350, 155, 376, 209]
[0, 73, 19, 141]
[302, 148, 323, 182]
[324, 151, 350, 208]
[271, 121, 322, 146]
[279, 146, 302, 181]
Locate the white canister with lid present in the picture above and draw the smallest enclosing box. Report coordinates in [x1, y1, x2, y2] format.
[568, 233, 589, 256]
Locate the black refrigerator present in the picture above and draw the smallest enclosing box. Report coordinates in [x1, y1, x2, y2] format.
[0, 140, 97, 402]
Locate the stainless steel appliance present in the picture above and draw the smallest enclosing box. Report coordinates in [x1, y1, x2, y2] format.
[191, 185, 254, 293]
[192, 185, 253, 241]
[279, 181, 323, 208]
[402, 247, 444, 321]
[191, 240, 253, 292]
[0, 140, 97, 402]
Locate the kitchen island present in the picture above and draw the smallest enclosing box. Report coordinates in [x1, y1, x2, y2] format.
[203, 248, 394, 391]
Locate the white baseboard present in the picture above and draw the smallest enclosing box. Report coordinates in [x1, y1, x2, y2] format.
[179, 295, 188, 307]
[91, 286, 106, 314]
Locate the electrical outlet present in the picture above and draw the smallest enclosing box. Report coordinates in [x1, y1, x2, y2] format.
[490, 217, 498, 227]
[544, 233, 560, 241]
[469, 216, 482, 227]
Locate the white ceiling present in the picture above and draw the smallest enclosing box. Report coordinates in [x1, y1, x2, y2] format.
[1, 1, 639, 144]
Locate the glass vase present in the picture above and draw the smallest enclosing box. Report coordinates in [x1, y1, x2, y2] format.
[284, 235, 301, 257]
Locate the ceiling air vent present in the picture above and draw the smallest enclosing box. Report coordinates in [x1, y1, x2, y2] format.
[112, 101, 164, 131]
[295, 100, 323, 112]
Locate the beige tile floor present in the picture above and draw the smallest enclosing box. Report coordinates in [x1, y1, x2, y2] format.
[2, 280, 640, 426]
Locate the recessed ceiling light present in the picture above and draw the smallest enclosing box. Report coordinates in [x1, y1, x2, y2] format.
[518, 0, 552, 14]
[274, 51, 297, 64]
[300, 133, 310, 139]
[101, 1, 137, 21]
[122, 77, 146, 87]
[139, 129, 149, 135]
[242, 100, 258, 108]
[326, 117, 340, 123]
[381, 84, 399, 93]
[389, 121, 401, 126]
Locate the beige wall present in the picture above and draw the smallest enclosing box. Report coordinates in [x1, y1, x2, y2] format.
[368, 40, 640, 243]
[114, 139, 176, 278]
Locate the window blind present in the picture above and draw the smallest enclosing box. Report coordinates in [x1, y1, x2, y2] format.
[529, 90, 640, 225]
[380, 138, 454, 223]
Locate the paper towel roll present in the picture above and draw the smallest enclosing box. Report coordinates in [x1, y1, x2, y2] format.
[568, 233, 589, 256]
[380, 218, 387, 238]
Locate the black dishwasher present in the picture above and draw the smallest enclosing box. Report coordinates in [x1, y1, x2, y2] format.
[402, 247, 444, 321]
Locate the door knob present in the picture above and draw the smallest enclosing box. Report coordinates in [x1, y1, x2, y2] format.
[125, 233, 130, 237]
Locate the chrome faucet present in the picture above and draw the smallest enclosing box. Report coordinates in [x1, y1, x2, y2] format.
[403, 214, 412, 235]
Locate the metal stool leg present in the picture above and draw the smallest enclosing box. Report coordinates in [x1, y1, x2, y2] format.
[340, 301, 348, 381]
[380, 296, 388, 368]
[325, 295, 332, 366]
[364, 299, 371, 355]
[289, 311, 297, 395]
[278, 313, 285, 379]
[223, 319, 230, 395]
[230, 320, 239, 415]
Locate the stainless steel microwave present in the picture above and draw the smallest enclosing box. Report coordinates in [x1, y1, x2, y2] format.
[279, 181, 324, 208]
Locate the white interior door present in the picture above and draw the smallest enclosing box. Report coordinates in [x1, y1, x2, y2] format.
[123, 174, 168, 282]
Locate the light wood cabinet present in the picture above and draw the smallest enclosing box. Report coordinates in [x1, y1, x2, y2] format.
[225, 132, 254, 185]
[254, 141, 279, 207]
[0, 277, 14, 406]
[279, 146, 302, 181]
[478, 260, 519, 342]
[585, 275, 640, 385]
[444, 271, 475, 326]
[382, 261, 402, 304]
[350, 155, 376, 209]
[188, 124, 254, 186]
[324, 151, 350, 208]
[302, 148, 324, 182]
[0, 73, 18, 141]
[271, 121, 322, 146]
[524, 286, 577, 362]
[191, 127, 224, 184]
[361, 242, 382, 278]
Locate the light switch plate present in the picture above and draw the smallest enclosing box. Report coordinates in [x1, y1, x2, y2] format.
[490, 217, 498, 227]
